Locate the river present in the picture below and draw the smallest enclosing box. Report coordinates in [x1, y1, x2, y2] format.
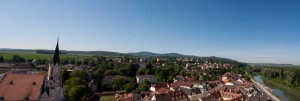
[254, 76, 300, 101]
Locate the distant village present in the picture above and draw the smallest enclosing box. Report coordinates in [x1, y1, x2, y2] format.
[0, 42, 274, 101]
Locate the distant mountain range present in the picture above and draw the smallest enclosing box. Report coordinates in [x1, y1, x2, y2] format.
[247, 63, 293, 67]
[127, 51, 187, 57]
[0, 48, 242, 64]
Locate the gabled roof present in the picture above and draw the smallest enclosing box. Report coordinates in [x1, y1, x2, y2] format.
[0, 73, 45, 101]
[156, 87, 170, 94]
[153, 90, 188, 101]
[170, 81, 193, 89]
[178, 87, 201, 95]
[153, 83, 168, 89]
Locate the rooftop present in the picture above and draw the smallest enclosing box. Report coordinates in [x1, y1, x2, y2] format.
[0, 73, 45, 101]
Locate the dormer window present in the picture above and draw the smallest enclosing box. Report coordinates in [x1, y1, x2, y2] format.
[9, 81, 13, 85]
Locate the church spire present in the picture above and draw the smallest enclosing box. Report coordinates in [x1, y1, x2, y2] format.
[53, 38, 60, 65]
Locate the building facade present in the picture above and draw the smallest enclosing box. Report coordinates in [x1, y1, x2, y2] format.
[136, 75, 158, 84]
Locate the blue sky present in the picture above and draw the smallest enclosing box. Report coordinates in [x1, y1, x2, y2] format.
[0, 0, 300, 64]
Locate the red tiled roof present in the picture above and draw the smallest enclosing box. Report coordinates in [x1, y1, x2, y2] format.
[170, 81, 193, 89]
[156, 87, 170, 94]
[0, 73, 45, 101]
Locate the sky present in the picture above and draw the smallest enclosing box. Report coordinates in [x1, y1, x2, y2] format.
[0, 0, 300, 65]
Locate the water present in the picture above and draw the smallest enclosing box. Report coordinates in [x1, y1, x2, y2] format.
[254, 76, 300, 101]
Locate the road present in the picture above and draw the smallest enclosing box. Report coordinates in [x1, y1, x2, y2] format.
[252, 79, 281, 101]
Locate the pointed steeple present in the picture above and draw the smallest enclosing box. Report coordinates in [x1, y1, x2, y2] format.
[53, 38, 60, 65]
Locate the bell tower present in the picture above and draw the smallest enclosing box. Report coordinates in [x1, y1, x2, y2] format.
[41, 38, 64, 101]
[47, 38, 61, 80]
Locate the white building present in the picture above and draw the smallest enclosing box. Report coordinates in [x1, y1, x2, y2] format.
[136, 75, 157, 84]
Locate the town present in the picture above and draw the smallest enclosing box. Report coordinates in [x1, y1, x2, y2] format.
[0, 41, 276, 101]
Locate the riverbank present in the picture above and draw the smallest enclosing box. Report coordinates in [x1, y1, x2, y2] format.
[262, 77, 300, 101]
[251, 78, 281, 101]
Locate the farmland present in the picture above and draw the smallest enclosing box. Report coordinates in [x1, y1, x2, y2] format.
[0, 51, 94, 61]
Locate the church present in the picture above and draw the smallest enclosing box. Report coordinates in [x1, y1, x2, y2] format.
[0, 40, 64, 101]
[40, 40, 65, 101]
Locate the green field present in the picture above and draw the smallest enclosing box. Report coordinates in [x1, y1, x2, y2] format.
[100, 95, 116, 100]
[0, 51, 94, 61]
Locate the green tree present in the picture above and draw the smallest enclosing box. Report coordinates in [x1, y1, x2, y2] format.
[138, 83, 149, 91]
[64, 77, 87, 101]
[11, 55, 25, 63]
[70, 70, 89, 81]
[124, 82, 138, 93]
[0, 56, 4, 62]
[62, 59, 69, 65]
[61, 68, 70, 83]
[76, 61, 82, 66]
[112, 78, 131, 90]
[68, 85, 86, 101]
[145, 63, 154, 74]
[191, 72, 199, 80]
[144, 80, 151, 86]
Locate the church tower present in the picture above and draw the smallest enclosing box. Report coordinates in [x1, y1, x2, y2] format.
[47, 39, 61, 81]
[40, 39, 64, 101]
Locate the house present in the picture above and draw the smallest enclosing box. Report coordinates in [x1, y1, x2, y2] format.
[201, 91, 223, 101]
[136, 75, 157, 84]
[138, 63, 146, 69]
[169, 81, 193, 91]
[219, 86, 244, 101]
[177, 87, 201, 101]
[249, 91, 272, 101]
[150, 83, 168, 92]
[0, 73, 45, 101]
[222, 72, 239, 83]
[131, 90, 142, 101]
[0, 63, 14, 69]
[151, 90, 189, 101]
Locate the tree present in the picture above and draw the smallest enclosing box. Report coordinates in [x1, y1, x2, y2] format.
[191, 72, 199, 80]
[144, 80, 151, 86]
[112, 78, 131, 90]
[70, 70, 89, 81]
[67, 85, 86, 101]
[0, 56, 4, 62]
[124, 82, 138, 93]
[138, 83, 149, 91]
[145, 63, 154, 74]
[128, 63, 139, 77]
[62, 59, 69, 65]
[76, 61, 82, 66]
[61, 68, 70, 83]
[83, 59, 89, 65]
[11, 55, 25, 63]
[88, 59, 96, 66]
[64, 77, 87, 101]
[137, 69, 146, 75]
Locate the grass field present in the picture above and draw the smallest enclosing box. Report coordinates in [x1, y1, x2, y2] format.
[0, 51, 94, 61]
[100, 95, 116, 100]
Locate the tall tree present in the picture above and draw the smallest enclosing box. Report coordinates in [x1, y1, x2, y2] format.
[70, 70, 89, 81]
[11, 55, 25, 63]
[0, 56, 4, 62]
[124, 82, 138, 93]
[138, 83, 150, 91]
